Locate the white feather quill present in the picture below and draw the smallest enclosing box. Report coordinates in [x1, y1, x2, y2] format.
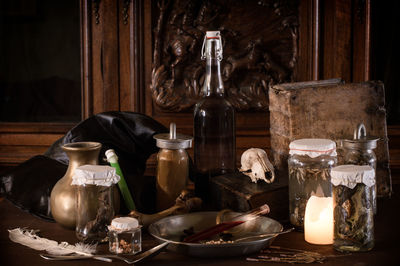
[8, 228, 96, 256]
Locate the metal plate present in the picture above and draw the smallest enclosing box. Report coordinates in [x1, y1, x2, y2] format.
[148, 211, 282, 258]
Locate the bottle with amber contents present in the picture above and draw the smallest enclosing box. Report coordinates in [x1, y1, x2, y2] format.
[193, 31, 236, 200]
[154, 123, 192, 211]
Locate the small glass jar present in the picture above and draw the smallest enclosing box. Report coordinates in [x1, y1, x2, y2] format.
[153, 123, 192, 211]
[341, 123, 378, 214]
[72, 165, 120, 243]
[288, 139, 337, 229]
[108, 217, 142, 255]
[331, 165, 375, 252]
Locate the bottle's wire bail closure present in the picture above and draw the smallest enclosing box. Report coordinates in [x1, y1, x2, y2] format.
[201, 31, 223, 61]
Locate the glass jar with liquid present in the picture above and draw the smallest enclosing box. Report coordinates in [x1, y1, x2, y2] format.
[288, 138, 337, 230]
[72, 165, 120, 243]
[331, 165, 375, 252]
[341, 123, 378, 214]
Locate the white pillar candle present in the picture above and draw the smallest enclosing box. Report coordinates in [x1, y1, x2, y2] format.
[304, 195, 333, 245]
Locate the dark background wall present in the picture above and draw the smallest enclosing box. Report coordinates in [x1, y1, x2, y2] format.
[0, 0, 81, 122]
[371, 0, 400, 125]
[0, 0, 399, 184]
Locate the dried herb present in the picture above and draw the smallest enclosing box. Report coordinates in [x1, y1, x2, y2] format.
[77, 186, 114, 243]
[344, 149, 377, 214]
[333, 184, 374, 252]
[180, 227, 195, 241]
[219, 232, 233, 241]
[289, 167, 332, 228]
[110, 239, 140, 254]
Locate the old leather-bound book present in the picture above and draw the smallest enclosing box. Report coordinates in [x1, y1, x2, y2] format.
[269, 79, 391, 197]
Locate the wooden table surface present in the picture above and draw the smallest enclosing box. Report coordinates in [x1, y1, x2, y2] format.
[1, 186, 399, 266]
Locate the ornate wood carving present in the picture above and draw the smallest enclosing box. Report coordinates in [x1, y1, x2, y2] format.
[93, 0, 101, 25]
[150, 0, 299, 112]
[356, 0, 366, 23]
[122, 0, 130, 25]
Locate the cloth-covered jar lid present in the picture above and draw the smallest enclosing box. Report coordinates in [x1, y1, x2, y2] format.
[289, 138, 337, 158]
[330, 165, 375, 188]
[71, 165, 120, 186]
[109, 217, 140, 232]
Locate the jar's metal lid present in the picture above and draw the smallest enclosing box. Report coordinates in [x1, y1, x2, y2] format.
[289, 138, 337, 158]
[71, 165, 120, 186]
[110, 217, 139, 231]
[154, 123, 192, 149]
[331, 165, 375, 188]
[342, 123, 379, 150]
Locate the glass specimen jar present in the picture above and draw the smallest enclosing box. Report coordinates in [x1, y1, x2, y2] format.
[108, 217, 142, 255]
[72, 165, 120, 243]
[341, 123, 378, 214]
[331, 165, 375, 252]
[153, 123, 192, 211]
[288, 138, 337, 230]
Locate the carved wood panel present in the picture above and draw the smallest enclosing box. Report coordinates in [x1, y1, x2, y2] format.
[150, 0, 299, 112]
[2, 0, 400, 185]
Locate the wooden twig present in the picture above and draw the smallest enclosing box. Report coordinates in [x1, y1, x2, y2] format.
[247, 246, 326, 264]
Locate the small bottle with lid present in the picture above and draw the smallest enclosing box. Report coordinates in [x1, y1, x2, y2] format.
[331, 165, 375, 252]
[153, 123, 192, 211]
[72, 165, 120, 243]
[341, 123, 378, 214]
[108, 217, 142, 254]
[288, 138, 337, 229]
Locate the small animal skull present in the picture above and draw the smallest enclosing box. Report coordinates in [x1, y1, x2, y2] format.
[239, 148, 275, 183]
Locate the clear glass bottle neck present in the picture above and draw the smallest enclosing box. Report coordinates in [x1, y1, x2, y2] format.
[202, 40, 224, 97]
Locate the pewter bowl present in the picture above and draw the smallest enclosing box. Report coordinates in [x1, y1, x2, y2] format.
[148, 211, 282, 258]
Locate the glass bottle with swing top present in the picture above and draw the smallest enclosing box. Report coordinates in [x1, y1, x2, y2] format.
[193, 31, 236, 201]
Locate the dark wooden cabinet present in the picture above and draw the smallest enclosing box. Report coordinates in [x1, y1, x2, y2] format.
[1, 0, 399, 182]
